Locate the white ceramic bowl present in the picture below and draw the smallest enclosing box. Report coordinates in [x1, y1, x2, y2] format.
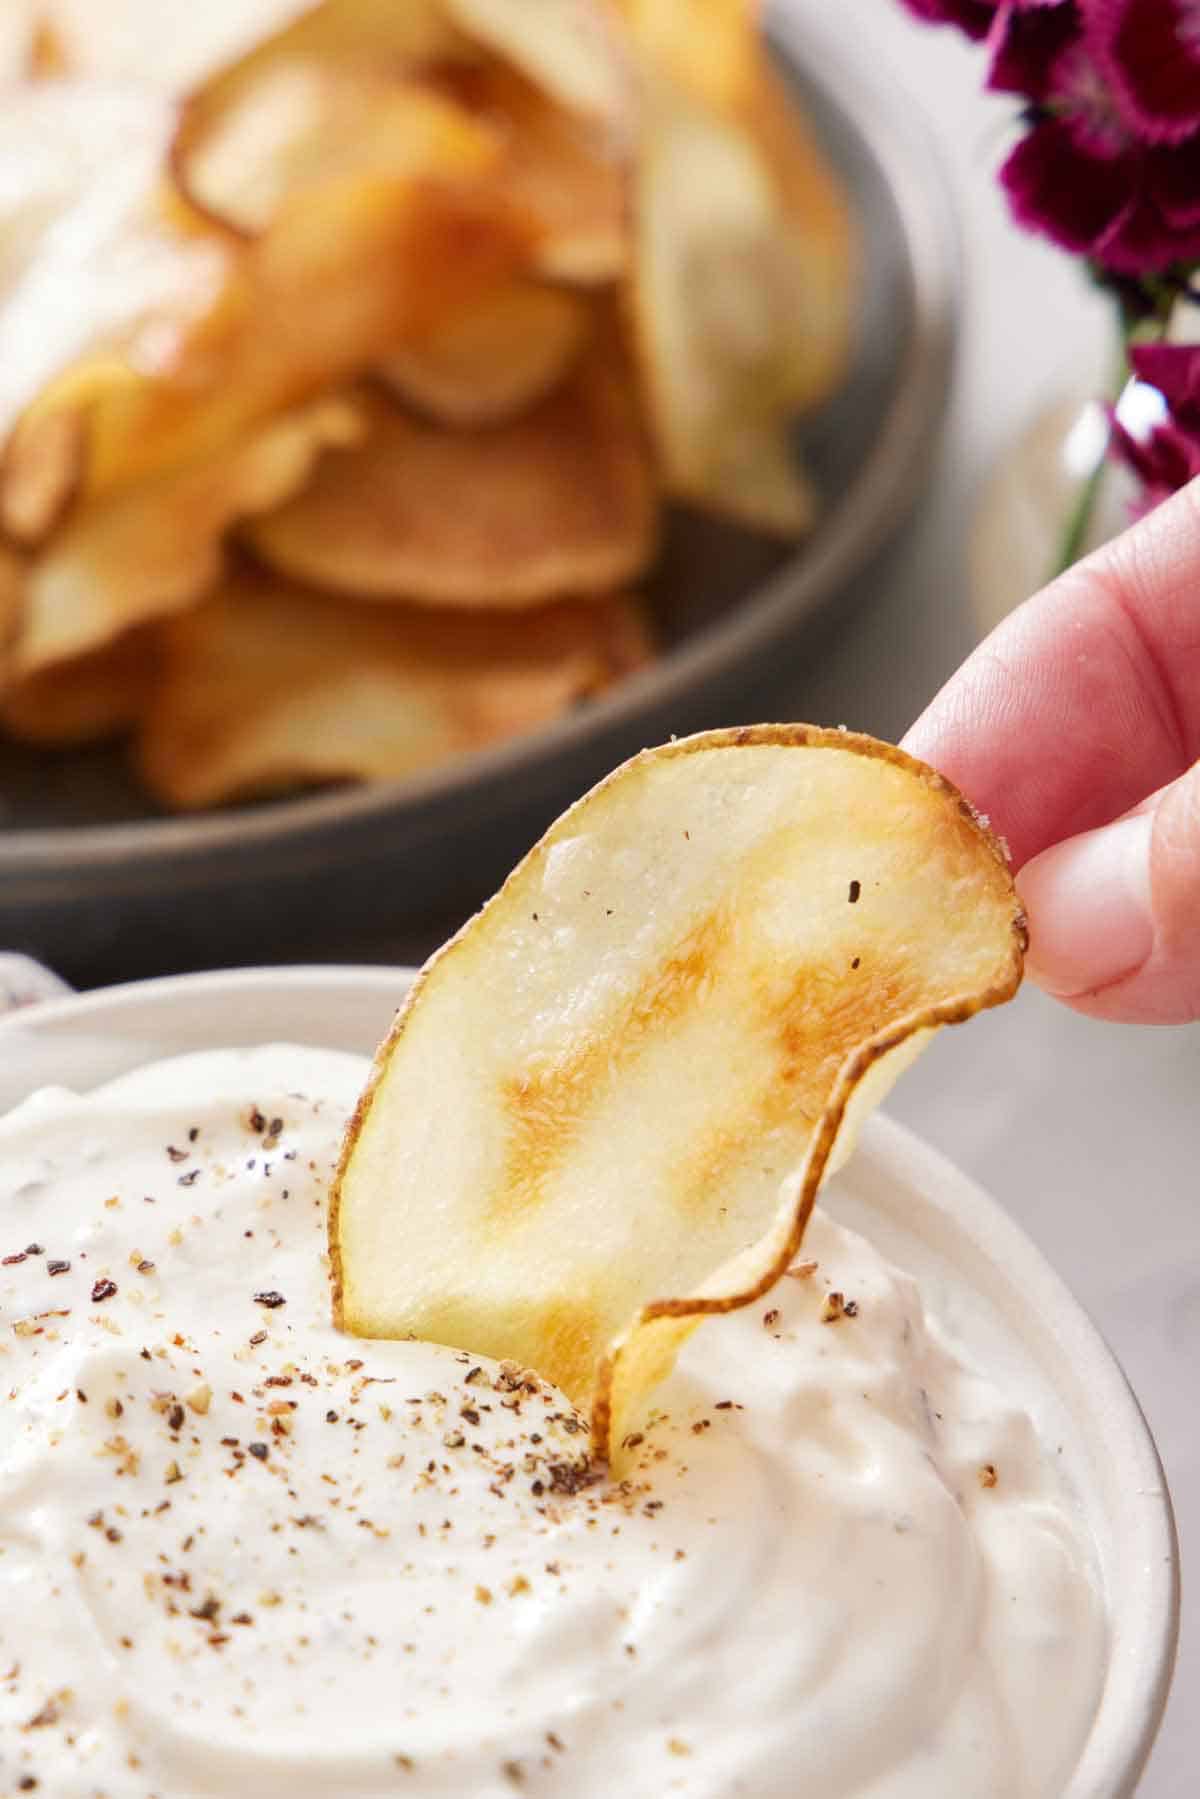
[0, 965, 1178, 1797]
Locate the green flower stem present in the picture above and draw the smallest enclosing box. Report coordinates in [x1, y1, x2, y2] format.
[1050, 447, 1109, 579]
[1049, 314, 1142, 581]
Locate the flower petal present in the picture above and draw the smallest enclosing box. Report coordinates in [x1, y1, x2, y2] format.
[1000, 116, 1136, 253]
[1110, 413, 1200, 510]
[1095, 187, 1200, 269]
[1130, 341, 1200, 420]
[1147, 135, 1200, 226]
[988, 1, 1080, 100]
[896, 0, 1000, 34]
[1089, 0, 1200, 143]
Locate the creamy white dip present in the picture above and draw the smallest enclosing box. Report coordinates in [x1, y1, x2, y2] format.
[0, 1045, 1105, 1798]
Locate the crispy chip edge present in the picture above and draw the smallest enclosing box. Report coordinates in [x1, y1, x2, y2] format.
[328, 724, 1027, 1459]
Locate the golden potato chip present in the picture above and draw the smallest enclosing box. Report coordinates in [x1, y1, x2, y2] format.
[1, 61, 528, 517]
[628, 77, 818, 533]
[13, 395, 363, 676]
[247, 335, 657, 605]
[134, 567, 651, 808]
[168, 0, 469, 231]
[377, 279, 590, 425]
[0, 82, 232, 533]
[620, 0, 856, 526]
[0, 405, 84, 544]
[429, 61, 628, 284]
[445, 0, 634, 131]
[174, 68, 495, 237]
[734, 53, 858, 417]
[177, 73, 495, 239]
[1, 626, 159, 746]
[329, 728, 1025, 1464]
[0, 3, 38, 83]
[34, 0, 324, 90]
[0, 545, 23, 657]
[61, 158, 529, 504]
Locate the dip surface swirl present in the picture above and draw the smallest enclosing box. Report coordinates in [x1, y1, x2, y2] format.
[0, 1046, 1105, 1798]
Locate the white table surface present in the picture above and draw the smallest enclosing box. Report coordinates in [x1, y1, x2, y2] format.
[778, 4, 1196, 1791]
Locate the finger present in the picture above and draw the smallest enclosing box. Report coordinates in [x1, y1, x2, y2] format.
[1017, 756, 1200, 1023]
[903, 477, 1200, 869]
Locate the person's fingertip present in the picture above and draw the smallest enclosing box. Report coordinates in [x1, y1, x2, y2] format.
[1017, 812, 1156, 1000]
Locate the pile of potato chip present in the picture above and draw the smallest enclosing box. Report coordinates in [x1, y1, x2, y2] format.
[0, 0, 856, 810]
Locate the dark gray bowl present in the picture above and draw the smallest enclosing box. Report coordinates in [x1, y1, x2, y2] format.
[0, 14, 957, 985]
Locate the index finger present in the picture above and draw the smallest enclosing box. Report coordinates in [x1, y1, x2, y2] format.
[902, 477, 1200, 870]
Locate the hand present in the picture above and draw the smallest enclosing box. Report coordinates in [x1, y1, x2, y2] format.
[903, 478, 1200, 1024]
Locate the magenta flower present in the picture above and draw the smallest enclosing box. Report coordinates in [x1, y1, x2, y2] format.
[999, 30, 1200, 273]
[897, 0, 1068, 42]
[1088, 0, 1200, 143]
[1110, 343, 1200, 509]
[987, 1, 1078, 99]
[896, 0, 999, 35]
[899, 0, 1200, 512]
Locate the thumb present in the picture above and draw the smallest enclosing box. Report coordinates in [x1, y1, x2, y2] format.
[1016, 759, 1200, 1024]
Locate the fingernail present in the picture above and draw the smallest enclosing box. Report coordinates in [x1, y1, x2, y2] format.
[1017, 811, 1156, 998]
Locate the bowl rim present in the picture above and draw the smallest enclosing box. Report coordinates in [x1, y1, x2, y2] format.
[0, 961, 1180, 1797]
[2, 8, 959, 891]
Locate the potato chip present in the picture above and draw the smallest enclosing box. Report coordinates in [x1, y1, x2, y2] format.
[13, 394, 363, 676]
[622, 0, 855, 527]
[247, 335, 657, 605]
[0, 59, 528, 520]
[445, 0, 634, 132]
[1, 626, 159, 746]
[629, 80, 817, 533]
[0, 82, 232, 534]
[377, 279, 590, 425]
[329, 728, 1025, 1464]
[34, 0, 324, 90]
[734, 53, 858, 417]
[0, 405, 84, 545]
[174, 68, 495, 238]
[61, 156, 528, 504]
[134, 567, 651, 808]
[427, 61, 629, 284]
[0, 3, 38, 83]
[0, 545, 23, 657]
[168, 0, 469, 232]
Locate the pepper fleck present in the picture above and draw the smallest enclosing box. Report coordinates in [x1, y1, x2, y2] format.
[248, 1442, 269, 1461]
[90, 1279, 118, 1304]
[848, 879, 861, 903]
[47, 1260, 70, 1277]
[253, 1291, 286, 1309]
